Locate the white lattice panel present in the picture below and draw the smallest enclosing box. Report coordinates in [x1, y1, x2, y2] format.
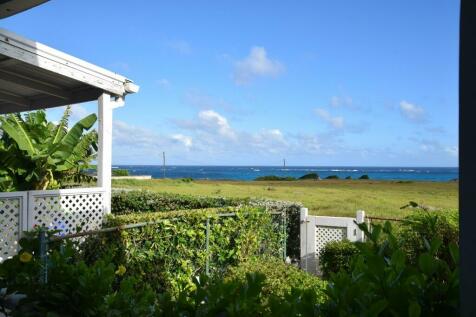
[0, 195, 23, 262]
[30, 189, 106, 234]
[315, 225, 347, 256]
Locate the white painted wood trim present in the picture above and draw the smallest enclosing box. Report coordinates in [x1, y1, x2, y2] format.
[0, 28, 139, 96]
[356, 210, 366, 241]
[26, 187, 106, 196]
[97, 93, 113, 214]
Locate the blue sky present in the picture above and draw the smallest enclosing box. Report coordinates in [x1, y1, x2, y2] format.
[2, 1, 459, 166]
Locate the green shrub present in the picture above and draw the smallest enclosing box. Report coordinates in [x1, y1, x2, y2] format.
[111, 190, 246, 214]
[345, 176, 352, 179]
[112, 192, 303, 263]
[158, 268, 326, 317]
[255, 175, 296, 181]
[0, 231, 156, 316]
[359, 174, 370, 179]
[319, 240, 359, 278]
[112, 169, 129, 176]
[226, 257, 326, 303]
[399, 209, 459, 265]
[84, 206, 286, 295]
[325, 175, 339, 179]
[299, 173, 319, 180]
[321, 221, 459, 316]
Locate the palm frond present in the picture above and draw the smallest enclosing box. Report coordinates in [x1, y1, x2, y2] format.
[52, 106, 72, 144]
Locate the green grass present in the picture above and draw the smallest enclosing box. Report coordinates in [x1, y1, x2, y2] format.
[112, 178, 458, 218]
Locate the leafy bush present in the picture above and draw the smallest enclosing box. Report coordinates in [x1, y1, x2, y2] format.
[111, 191, 303, 263]
[319, 240, 359, 278]
[112, 169, 129, 176]
[83, 206, 286, 295]
[2, 219, 459, 316]
[345, 176, 352, 179]
[399, 209, 459, 265]
[157, 270, 327, 317]
[0, 231, 156, 316]
[325, 175, 339, 179]
[226, 257, 326, 303]
[359, 174, 370, 179]
[111, 190, 246, 214]
[321, 221, 459, 316]
[299, 173, 319, 180]
[254, 175, 296, 181]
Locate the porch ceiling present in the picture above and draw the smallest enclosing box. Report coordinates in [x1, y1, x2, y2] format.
[0, 28, 139, 114]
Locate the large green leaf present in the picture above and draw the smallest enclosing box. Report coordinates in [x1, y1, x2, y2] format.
[1, 108, 97, 190]
[52, 113, 97, 160]
[0, 114, 36, 156]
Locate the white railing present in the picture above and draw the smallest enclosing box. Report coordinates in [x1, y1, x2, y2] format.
[0, 187, 106, 262]
[300, 208, 365, 275]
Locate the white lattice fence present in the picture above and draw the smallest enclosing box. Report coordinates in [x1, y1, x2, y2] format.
[0, 192, 27, 262]
[0, 188, 106, 262]
[315, 226, 347, 257]
[300, 208, 365, 275]
[28, 188, 106, 234]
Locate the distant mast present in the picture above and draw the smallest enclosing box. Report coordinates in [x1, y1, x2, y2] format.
[283, 158, 286, 168]
[162, 152, 166, 178]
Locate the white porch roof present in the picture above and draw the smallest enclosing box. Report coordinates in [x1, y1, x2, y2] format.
[0, 28, 139, 114]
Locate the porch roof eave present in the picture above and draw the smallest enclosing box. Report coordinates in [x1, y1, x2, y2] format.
[0, 27, 139, 114]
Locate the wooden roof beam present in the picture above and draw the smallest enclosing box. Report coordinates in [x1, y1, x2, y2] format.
[0, 69, 71, 99]
[0, 89, 30, 107]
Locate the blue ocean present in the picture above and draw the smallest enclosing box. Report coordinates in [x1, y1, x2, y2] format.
[115, 166, 458, 182]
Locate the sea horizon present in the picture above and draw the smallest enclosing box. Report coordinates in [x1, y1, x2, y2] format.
[113, 165, 459, 182]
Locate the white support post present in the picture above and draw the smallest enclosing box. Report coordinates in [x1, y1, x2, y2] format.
[300, 207, 311, 272]
[97, 93, 113, 214]
[356, 210, 366, 242]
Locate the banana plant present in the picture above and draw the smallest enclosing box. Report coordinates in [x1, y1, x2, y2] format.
[0, 106, 98, 191]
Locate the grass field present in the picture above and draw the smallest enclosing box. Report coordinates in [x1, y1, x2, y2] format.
[112, 178, 458, 218]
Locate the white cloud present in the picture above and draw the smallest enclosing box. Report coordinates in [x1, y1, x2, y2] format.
[411, 137, 458, 159]
[445, 146, 458, 157]
[157, 79, 171, 89]
[171, 134, 193, 148]
[330, 96, 353, 108]
[399, 101, 425, 122]
[233, 46, 284, 84]
[315, 108, 345, 129]
[166, 40, 192, 55]
[198, 110, 236, 139]
[113, 120, 160, 148]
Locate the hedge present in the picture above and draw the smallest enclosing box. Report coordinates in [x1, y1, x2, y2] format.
[111, 190, 247, 214]
[319, 240, 359, 278]
[226, 257, 327, 303]
[83, 206, 286, 295]
[111, 190, 303, 262]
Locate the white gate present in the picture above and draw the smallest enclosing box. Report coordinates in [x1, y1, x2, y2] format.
[300, 208, 365, 275]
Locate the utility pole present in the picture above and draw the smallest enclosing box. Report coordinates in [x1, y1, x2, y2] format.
[162, 152, 166, 178]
